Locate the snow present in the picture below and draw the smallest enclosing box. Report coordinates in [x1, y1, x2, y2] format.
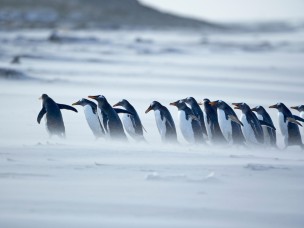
[0, 28, 304, 228]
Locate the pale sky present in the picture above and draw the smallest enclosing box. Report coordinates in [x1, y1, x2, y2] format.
[139, 0, 304, 22]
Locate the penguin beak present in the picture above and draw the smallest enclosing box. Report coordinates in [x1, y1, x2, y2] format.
[145, 105, 152, 114]
[38, 96, 42, 100]
[197, 102, 203, 106]
[269, 104, 277, 109]
[88, 95, 99, 100]
[113, 102, 120, 107]
[251, 107, 257, 112]
[232, 103, 241, 109]
[290, 106, 298, 111]
[209, 101, 217, 107]
[72, 101, 80, 106]
[170, 102, 177, 107]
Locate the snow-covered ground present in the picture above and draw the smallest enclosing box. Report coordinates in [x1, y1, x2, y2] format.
[0, 28, 304, 227]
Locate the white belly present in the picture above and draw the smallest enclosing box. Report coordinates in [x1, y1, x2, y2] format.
[240, 114, 259, 144]
[278, 112, 288, 137]
[84, 105, 104, 138]
[262, 125, 271, 145]
[203, 108, 212, 140]
[121, 113, 136, 136]
[178, 111, 195, 143]
[217, 109, 232, 143]
[256, 113, 263, 121]
[154, 110, 166, 140]
[96, 107, 108, 134]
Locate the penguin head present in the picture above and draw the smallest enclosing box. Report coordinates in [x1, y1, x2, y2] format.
[197, 98, 211, 106]
[113, 99, 129, 108]
[251, 105, 266, 114]
[291, 105, 304, 112]
[269, 102, 286, 112]
[145, 101, 162, 113]
[233, 102, 250, 113]
[181, 97, 195, 106]
[203, 98, 210, 103]
[88, 95, 108, 105]
[209, 100, 226, 109]
[72, 98, 90, 107]
[39, 94, 49, 101]
[170, 100, 187, 110]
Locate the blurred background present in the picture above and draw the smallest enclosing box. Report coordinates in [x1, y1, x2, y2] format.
[0, 0, 303, 30]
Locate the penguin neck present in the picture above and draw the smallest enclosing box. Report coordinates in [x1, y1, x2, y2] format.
[98, 101, 111, 110]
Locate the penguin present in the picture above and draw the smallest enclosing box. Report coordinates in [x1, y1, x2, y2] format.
[269, 103, 304, 149]
[145, 101, 177, 143]
[113, 99, 146, 142]
[170, 100, 204, 144]
[72, 98, 105, 139]
[209, 100, 245, 145]
[233, 103, 276, 145]
[88, 95, 128, 141]
[197, 98, 226, 144]
[37, 94, 77, 138]
[251, 105, 277, 147]
[291, 105, 304, 119]
[181, 97, 207, 137]
[291, 105, 304, 138]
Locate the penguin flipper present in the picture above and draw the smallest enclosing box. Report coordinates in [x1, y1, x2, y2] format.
[57, 104, 78, 113]
[228, 115, 243, 126]
[114, 108, 134, 115]
[287, 117, 302, 127]
[292, 115, 304, 123]
[37, 107, 46, 124]
[259, 120, 276, 130]
[188, 114, 199, 122]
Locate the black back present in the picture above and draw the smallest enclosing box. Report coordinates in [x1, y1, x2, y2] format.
[174, 101, 204, 144]
[218, 100, 245, 145]
[37, 94, 77, 137]
[253, 106, 276, 146]
[95, 96, 127, 141]
[203, 98, 226, 143]
[183, 97, 207, 136]
[117, 100, 144, 136]
[149, 101, 178, 143]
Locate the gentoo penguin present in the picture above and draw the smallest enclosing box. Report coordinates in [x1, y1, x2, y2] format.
[209, 100, 245, 145]
[72, 98, 105, 139]
[198, 98, 226, 143]
[181, 97, 207, 137]
[88, 95, 127, 141]
[233, 103, 275, 145]
[145, 101, 177, 143]
[291, 105, 304, 119]
[252, 105, 277, 147]
[291, 105, 304, 137]
[113, 99, 146, 142]
[37, 94, 77, 138]
[170, 100, 204, 144]
[269, 103, 303, 149]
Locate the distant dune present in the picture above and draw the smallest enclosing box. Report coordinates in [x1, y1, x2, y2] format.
[0, 0, 221, 30]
